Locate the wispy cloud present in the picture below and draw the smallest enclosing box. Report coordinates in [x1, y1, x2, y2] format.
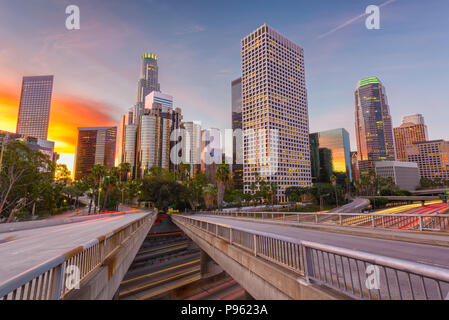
[175, 24, 205, 35]
[317, 0, 398, 39]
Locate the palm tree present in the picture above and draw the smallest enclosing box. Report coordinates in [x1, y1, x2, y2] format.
[203, 184, 217, 210]
[91, 164, 106, 212]
[118, 162, 131, 182]
[330, 174, 338, 207]
[216, 161, 230, 209]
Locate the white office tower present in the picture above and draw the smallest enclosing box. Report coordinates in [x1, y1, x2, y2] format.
[123, 124, 137, 168]
[137, 91, 182, 176]
[182, 121, 202, 177]
[241, 24, 312, 201]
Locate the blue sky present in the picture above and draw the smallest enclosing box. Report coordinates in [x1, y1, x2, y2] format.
[0, 0, 448, 170]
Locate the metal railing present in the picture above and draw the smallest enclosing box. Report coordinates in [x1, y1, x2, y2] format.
[201, 210, 449, 233]
[173, 214, 449, 300]
[0, 211, 154, 300]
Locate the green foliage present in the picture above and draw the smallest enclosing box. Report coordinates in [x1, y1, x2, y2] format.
[0, 141, 58, 222]
[369, 197, 389, 209]
[285, 183, 345, 207]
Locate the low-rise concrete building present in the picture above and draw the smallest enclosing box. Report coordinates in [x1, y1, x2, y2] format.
[375, 161, 420, 191]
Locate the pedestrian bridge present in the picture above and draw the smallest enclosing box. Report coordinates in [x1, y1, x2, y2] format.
[0, 209, 157, 300]
[172, 213, 449, 300]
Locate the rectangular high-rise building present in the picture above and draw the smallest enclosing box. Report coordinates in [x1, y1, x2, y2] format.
[394, 120, 428, 161]
[182, 121, 202, 177]
[406, 140, 449, 181]
[16, 75, 54, 140]
[136, 91, 182, 177]
[74, 127, 117, 180]
[231, 77, 243, 190]
[241, 24, 311, 201]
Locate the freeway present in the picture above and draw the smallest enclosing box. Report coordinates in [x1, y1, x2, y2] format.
[0, 210, 151, 287]
[191, 215, 449, 269]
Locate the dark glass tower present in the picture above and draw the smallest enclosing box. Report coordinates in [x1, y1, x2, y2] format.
[74, 127, 117, 180]
[310, 128, 352, 183]
[355, 77, 395, 176]
[16, 75, 54, 140]
[231, 77, 243, 190]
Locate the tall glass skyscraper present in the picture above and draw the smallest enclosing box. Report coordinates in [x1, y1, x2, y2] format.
[16, 75, 54, 140]
[135, 53, 160, 123]
[241, 24, 311, 201]
[309, 128, 352, 183]
[74, 127, 117, 180]
[355, 77, 395, 176]
[231, 77, 243, 190]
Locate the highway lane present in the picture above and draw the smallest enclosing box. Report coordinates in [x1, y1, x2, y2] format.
[0, 210, 151, 286]
[192, 215, 449, 269]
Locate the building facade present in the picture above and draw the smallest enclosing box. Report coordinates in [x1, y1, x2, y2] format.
[182, 121, 202, 177]
[402, 114, 425, 125]
[355, 77, 395, 176]
[375, 161, 420, 191]
[241, 24, 311, 201]
[201, 128, 222, 184]
[394, 121, 428, 161]
[0, 130, 58, 162]
[16, 75, 54, 140]
[231, 77, 243, 190]
[350, 151, 360, 181]
[406, 140, 449, 181]
[309, 128, 352, 183]
[134, 53, 161, 124]
[74, 127, 117, 180]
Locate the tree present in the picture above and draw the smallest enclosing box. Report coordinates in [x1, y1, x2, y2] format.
[203, 184, 217, 210]
[0, 141, 56, 222]
[91, 164, 106, 212]
[55, 164, 71, 184]
[186, 172, 207, 211]
[330, 174, 338, 207]
[118, 162, 131, 182]
[215, 161, 230, 209]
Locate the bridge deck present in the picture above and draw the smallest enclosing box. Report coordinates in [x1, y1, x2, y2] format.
[192, 215, 449, 269]
[0, 211, 150, 286]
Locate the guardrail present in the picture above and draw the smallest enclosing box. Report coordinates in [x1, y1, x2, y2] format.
[0, 211, 154, 300]
[201, 210, 449, 233]
[173, 214, 449, 300]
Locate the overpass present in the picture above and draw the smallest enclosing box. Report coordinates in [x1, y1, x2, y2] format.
[0, 209, 157, 300]
[412, 188, 449, 196]
[172, 213, 449, 300]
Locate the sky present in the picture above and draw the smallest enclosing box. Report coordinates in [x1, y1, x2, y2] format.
[0, 0, 448, 174]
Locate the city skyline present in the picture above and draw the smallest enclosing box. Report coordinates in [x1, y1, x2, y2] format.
[0, 0, 448, 174]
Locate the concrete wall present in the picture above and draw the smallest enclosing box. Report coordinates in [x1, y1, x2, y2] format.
[173, 218, 347, 300]
[64, 214, 157, 300]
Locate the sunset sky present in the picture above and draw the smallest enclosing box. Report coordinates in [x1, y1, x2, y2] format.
[0, 0, 448, 175]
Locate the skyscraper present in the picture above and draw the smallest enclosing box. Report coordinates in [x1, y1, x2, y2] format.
[355, 77, 395, 176]
[182, 121, 202, 177]
[74, 127, 117, 180]
[402, 114, 425, 126]
[309, 128, 352, 183]
[201, 128, 222, 184]
[241, 24, 311, 201]
[231, 77, 243, 190]
[136, 91, 182, 177]
[16, 75, 54, 140]
[135, 53, 160, 123]
[406, 140, 449, 181]
[394, 117, 428, 161]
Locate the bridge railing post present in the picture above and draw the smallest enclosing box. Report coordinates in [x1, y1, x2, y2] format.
[253, 234, 257, 256]
[229, 228, 233, 244]
[371, 216, 375, 228]
[419, 216, 423, 231]
[49, 263, 65, 300]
